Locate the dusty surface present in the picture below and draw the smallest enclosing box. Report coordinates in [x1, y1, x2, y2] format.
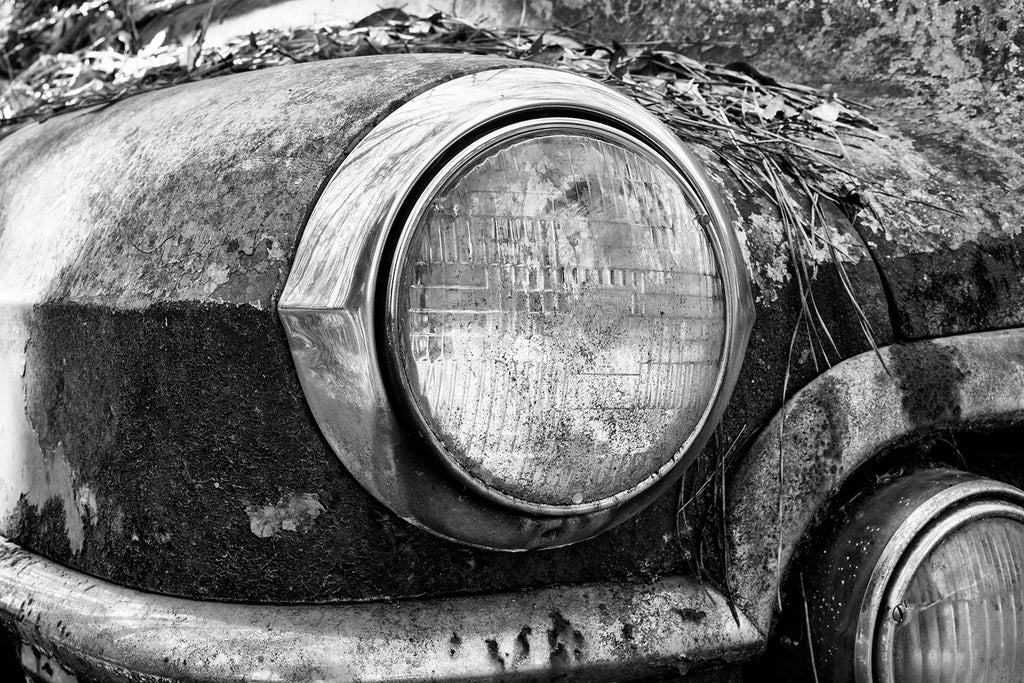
[0, 56, 691, 601]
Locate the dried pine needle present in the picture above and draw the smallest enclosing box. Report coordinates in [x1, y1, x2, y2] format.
[2, 5, 882, 353]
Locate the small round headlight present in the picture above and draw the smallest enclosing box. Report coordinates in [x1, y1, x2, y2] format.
[806, 468, 1024, 682]
[878, 504, 1024, 682]
[386, 120, 727, 513]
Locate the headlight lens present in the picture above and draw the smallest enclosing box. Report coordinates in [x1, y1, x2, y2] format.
[883, 511, 1024, 682]
[387, 120, 726, 511]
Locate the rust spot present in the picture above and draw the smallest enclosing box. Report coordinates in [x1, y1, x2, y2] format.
[890, 342, 964, 426]
[448, 632, 461, 658]
[513, 626, 531, 664]
[673, 607, 708, 622]
[547, 611, 584, 668]
[484, 638, 504, 669]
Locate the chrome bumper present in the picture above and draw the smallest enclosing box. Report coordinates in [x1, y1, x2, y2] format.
[0, 538, 762, 681]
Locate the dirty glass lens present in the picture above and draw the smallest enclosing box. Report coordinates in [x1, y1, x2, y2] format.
[392, 129, 726, 506]
[891, 518, 1024, 682]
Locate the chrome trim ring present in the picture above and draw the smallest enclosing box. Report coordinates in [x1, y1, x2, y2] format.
[851, 476, 1024, 682]
[279, 66, 754, 549]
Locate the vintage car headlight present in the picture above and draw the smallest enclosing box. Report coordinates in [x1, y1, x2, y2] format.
[279, 66, 753, 548]
[807, 468, 1024, 682]
[386, 120, 727, 513]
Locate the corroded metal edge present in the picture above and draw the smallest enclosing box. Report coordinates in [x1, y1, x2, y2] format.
[0, 539, 762, 682]
[726, 327, 1024, 634]
[278, 65, 754, 550]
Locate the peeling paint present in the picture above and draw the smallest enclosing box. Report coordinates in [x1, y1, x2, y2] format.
[547, 610, 585, 668]
[484, 638, 505, 669]
[0, 309, 91, 556]
[245, 493, 325, 538]
[513, 626, 532, 664]
[673, 607, 708, 623]
[448, 632, 462, 658]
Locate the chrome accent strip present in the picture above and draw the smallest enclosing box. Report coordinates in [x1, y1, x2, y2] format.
[0, 539, 763, 682]
[278, 66, 754, 549]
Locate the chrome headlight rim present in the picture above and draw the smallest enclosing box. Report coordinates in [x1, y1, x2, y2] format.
[279, 65, 754, 549]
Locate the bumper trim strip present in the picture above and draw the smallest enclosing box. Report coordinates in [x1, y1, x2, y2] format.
[0, 539, 762, 681]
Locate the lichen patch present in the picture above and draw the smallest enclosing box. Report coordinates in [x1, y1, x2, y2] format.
[245, 492, 325, 538]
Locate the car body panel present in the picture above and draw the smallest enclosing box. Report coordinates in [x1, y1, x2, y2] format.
[840, 105, 1024, 340]
[0, 52, 893, 602]
[726, 327, 1024, 634]
[516, 0, 1024, 341]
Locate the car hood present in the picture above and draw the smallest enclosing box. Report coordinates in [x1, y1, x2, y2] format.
[839, 97, 1024, 341]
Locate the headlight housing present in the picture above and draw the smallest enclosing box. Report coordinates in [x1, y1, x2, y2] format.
[807, 468, 1024, 682]
[279, 65, 753, 549]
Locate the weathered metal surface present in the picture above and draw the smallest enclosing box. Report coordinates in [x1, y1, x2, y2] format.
[0, 538, 762, 682]
[0, 55, 698, 602]
[839, 105, 1024, 339]
[727, 328, 1024, 635]
[0, 54, 525, 310]
[530, 0, 1024, 339]
[10, 2, 1012, 606]
[508, 1, 1023, 91]
[0, 48, 894, 602]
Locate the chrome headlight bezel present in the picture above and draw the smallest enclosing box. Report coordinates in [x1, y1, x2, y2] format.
[279, 66, 754, 549]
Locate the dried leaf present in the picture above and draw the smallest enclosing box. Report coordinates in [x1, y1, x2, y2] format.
[807, 100, 841, 123]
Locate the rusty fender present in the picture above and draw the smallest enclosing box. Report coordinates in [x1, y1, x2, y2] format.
[0, 537, 761, 682]
[725, 328, 1024, 634]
